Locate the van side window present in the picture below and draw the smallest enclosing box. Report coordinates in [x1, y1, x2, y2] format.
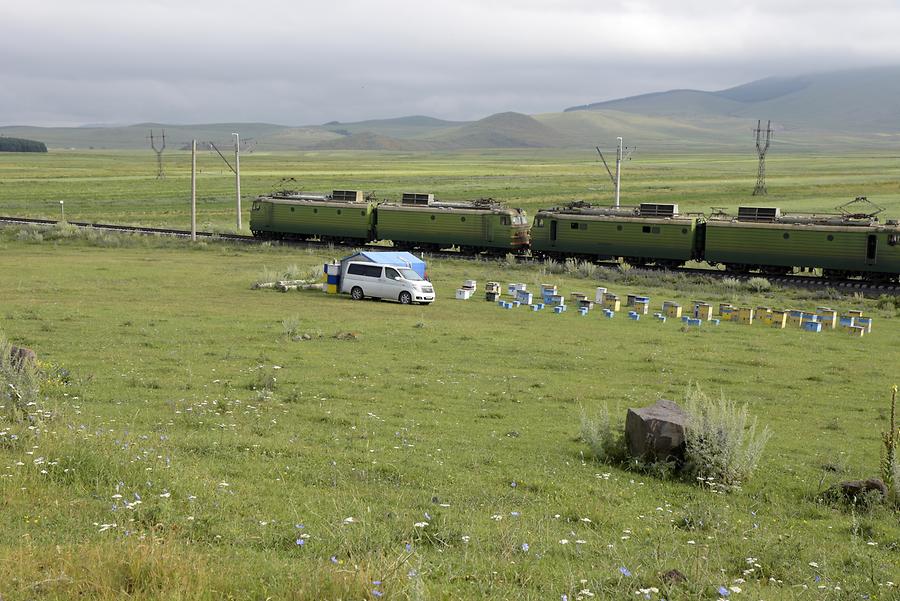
[384, 267, 400, 279]
[364, 265, 382, 278]
[347, 264, 366, 276]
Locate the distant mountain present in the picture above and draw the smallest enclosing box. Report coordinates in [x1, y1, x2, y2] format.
[432, 112, 570, 148]
[564, 66, 900, 136]
[2, 67, 899, 151]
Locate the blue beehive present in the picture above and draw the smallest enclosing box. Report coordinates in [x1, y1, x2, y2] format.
[579, 307, 589, 316]
[628, 312, 640, 321]
[531, 304, 540, 311]
[681, 315, 690, 323]
[554, 305, 565, 314]
[686, 318, 702, 326]
[710, 319, 720, 326]
[657, 315, 666, 323]
[513, 301, 521, 307]
[603, 309, 614, 318]
[802, 321, 822, 332]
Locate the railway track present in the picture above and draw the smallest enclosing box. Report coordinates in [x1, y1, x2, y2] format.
[3, 216, 898, 295]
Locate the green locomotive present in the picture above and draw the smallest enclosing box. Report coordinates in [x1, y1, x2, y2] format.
[530, 202, 702, 267]
[704, 206, 900, 279]
[375, 193, 530, 254]
[250, 190, 375, 244]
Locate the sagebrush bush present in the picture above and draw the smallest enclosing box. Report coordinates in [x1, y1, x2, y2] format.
[0, 335, 41, 424]
[580, 406, 627, 464]
[747, 277, 771, 292]
[682, 385, 771, 488]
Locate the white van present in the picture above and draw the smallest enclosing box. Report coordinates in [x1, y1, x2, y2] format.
[341, 262, 435, 305]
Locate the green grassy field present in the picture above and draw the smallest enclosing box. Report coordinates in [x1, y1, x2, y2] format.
[1, 225, 899, 600]
[2, 149, 900, 232]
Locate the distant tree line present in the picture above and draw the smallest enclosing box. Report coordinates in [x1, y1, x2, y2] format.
[0, 137, 48, 152]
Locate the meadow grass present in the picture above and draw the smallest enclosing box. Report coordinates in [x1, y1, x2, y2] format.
[1, 226, 898, 599]
[2, 149, 900, 232]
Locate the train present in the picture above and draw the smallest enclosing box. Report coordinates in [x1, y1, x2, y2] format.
[249, 190, 900, 281]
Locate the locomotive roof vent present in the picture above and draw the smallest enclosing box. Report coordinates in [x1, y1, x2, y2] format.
[401, 192, 434, 206]
[737, 206, 781, 222]
[330, 190, 365, 203]
[639, 203, 678, 218]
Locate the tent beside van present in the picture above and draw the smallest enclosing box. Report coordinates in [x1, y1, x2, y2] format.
[339, 251, 427, 278]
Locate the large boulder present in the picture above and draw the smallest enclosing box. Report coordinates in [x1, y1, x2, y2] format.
[625, 399, 689, 462]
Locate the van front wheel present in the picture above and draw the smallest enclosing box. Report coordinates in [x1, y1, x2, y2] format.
[399, 291, 412, 305]
[351, 287, 364, 300]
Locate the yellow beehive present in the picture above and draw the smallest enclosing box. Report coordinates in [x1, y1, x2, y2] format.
[633, 300, 650, 315]
[769, 310, 788, 328]
[848, 309, 865, 318]
[571, 292, 587, 302]
[785, 310, 806, 327]
[694, 303, 713, 320]
[857, 317, 873, 333]
[718, 303, 734, 317]
[603, 295, 621, 312]
[816, 308, 838, 329]
[734, 307, 754, 324]
[665, 303, 682, 318]
[847, 325, 866, 337]
[756, 306, 772, 323]
[326, 283, 338, 294]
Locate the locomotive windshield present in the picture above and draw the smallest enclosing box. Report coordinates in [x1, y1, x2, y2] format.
[512, 214, 528, 226]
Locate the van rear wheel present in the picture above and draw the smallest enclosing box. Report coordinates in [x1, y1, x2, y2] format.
[399, 291, 412, 305]
[351, 287, 364, 300]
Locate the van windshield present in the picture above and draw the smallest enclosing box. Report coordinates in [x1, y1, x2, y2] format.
[398, 268, 423, 281]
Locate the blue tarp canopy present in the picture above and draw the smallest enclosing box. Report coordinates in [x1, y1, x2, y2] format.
[340, 251, 427, 278]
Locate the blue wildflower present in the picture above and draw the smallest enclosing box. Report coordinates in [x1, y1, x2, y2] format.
[372, 590, 383, 597]
[619, 566, 632, 577]
[330, 556, 338, 564]
[295, 538, 305, 546]
[717, 585, 730, 596]
[521, 542, 529, 552]
[405, 543, 412, 553]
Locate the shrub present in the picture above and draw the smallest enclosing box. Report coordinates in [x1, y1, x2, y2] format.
[0, 335, 41, 424]
[282, 315, 301, 338]
[746, 277, 771, 292]
[577, 260, 598, 279]
[721, 277, 741, 290]
[580, 406, 627, 464]
[682, 385, 771, 488]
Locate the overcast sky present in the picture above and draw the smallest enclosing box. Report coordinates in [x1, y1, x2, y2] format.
[2, 0, 899, 126]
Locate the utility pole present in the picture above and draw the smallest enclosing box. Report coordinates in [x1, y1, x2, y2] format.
[615, 137, 623, 208]
[596, 137, 633, 208]
[232, 132, 242, 230]
[191, 140, 197, 241]
[752, 120, 773, 196]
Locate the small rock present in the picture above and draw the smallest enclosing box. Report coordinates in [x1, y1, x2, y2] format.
[825, 478, 888, 504]
[661, 568, 686, 584]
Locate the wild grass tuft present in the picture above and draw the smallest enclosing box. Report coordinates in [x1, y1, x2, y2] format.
[580, 405, 627, 464]
[747, 276, 771, 292]
[682, 385, 771, 489]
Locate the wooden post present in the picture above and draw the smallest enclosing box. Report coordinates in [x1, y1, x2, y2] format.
[191, 139, 197, 241]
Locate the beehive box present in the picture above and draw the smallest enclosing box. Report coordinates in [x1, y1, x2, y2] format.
[485, 281, 501, 293]
[664, 303, 682, 318]
[626, 294, 638, 307]
[456, 288, 473, 300]
[802, 321, 823, 333]
[734, 307, 754, 324]
[694, 303, 713, 320]
[848, 309, 865, 318]
[594, 287, 607, 304]
[628, 311, 640, 321]
[578, 299, 593, 311]
[857, 317, 873, 333]
[633, 300, 650, 315]
[548, 294, 565, 306]
[769, 310, 788, 329]
[603, 298, 621, 312]
[516, 290, 533, 305]
[847, 325, 866, 337]
[718, 303, 734, 316]
[755, 307, 773, 324]
[786, 310, 806, 327]
[816, 308, 837, 329]
[485, 291, 500, 302]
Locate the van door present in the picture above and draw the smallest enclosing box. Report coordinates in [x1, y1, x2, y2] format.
[365, 265, 385, 296]
[866, 234, 877, 266]
[383, 266, 402, 299]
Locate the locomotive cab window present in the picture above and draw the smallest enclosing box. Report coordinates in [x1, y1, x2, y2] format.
[535, 218, 544, 228]
[571, 222, 579, 230]
[500, 216, 511, 226]
[889, 234, 899, 246]
[642, 226, 651, 233]
[512, 214, 528, 226]
[642, 226, 661, 234]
